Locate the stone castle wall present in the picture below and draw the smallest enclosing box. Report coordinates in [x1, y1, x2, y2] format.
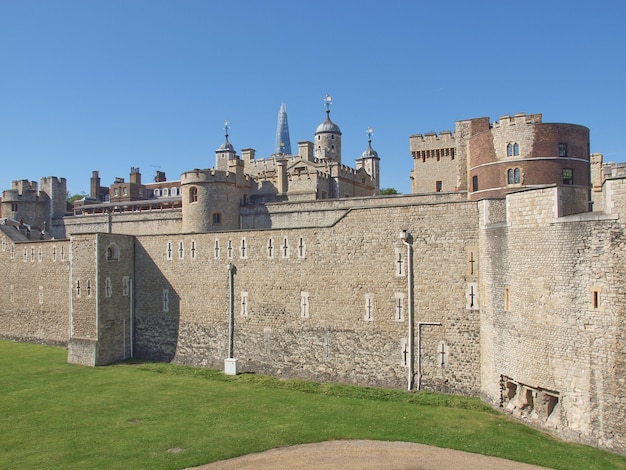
[132, 200, 481, 394]
[479, 186, 626, 452]
[0, 237, 70, 345]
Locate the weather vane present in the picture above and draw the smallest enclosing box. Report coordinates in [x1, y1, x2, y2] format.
[367, 127, 374, 141]
[224, 120, 230, 140]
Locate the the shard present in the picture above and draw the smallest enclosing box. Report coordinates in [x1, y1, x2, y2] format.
[274, 103, 292, 155]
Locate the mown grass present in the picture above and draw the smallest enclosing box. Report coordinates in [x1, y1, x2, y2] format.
[1, 340, 625, 470]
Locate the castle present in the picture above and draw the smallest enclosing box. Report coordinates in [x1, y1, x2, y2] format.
[2, 101, 626, 454]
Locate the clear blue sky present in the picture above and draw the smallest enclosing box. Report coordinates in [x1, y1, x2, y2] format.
[1, 0, 624, 196]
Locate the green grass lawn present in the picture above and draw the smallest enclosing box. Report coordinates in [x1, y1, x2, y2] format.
[1, 340, 626, 470]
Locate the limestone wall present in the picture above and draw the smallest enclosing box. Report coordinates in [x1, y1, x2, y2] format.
[0, 235, 70, 345]
[480, 187, 626, 452]
[133, 200, 481, 394]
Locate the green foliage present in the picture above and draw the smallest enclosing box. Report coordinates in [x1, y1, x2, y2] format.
[67, 191, 88, 203]
[379, 187, 399, 195]
[2, 340, 626, 470]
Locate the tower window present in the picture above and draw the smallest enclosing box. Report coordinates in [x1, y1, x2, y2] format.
[212, 212, 222, 224]
[436, 181, 442, 192]
[189, 186, 198, 203]
[559, 143, 568, 157]
[562, 168, 574, 185]
[507, 168, 521, 185]
[472, 175, 479, 192]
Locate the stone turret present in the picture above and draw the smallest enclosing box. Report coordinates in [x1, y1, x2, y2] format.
[315, 95, 342, 164]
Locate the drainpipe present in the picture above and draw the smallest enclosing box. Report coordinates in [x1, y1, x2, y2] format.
[227, 262, 234, 359]
[400, 230, 414, 391]
[224, 263, 238, 375]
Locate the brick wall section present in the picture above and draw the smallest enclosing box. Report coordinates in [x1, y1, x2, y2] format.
[480, 187, 626, 452]
[133, 201, 481, 394]
[0, 236, 70, 345]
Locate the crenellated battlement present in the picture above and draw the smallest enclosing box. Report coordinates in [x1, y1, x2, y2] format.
[410, 130, 455, 145]
[492, 112, 542, 128]
[180, 167, 251, 185]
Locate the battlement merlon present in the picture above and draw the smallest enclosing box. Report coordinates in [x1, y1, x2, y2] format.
[180, 166, 252, 185]
[492, 112, 542, 127]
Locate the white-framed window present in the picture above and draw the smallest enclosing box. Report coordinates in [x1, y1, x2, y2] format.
[178, 241, 184, 260]
[240, 238, 247, 259]
[267, 238, 274, 258]
[214, 239, 220, 259]
[190, 240, 197, 260]
[281, 237, 290, 258]
[466, 282, 478, 310]
[395, 247, 405, 277]
[76, 280, 81, 298]
[38, 247, 43, 262]
[394, 292, 405, 321]
[166, 241, 173, 260]
[300, 291, 310, 318]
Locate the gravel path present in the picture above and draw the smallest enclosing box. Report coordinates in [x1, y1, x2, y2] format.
[188, 440, 552, 470]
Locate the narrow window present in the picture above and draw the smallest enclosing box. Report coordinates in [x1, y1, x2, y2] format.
[466, 282, 478, 310]
[282, 237, 289, 258]
[1, 238, 5, 251]
[466, 247, 478, 276]
[401, 338, 409, 366]
[10, 285, 14, 303]
[559, 143, 568, 157]
[395, 248, 405, 277]
[214, 239, 220, 259]
[513, 143, 519, 156]
[60, 246, 65, 261]
[300, 292, 310, 318]
[438, 341, 447, 368]
[297, 237, 306, 258]
[122, 276, 129, 297]
[267, 238, 274, 258]
[562, 168, 573, 185]
[163, 289, 169, 313]
[227, 239, 233, 259]
[105, 277, 112, 298]
[10, 245, 15, 259]
[323, 332, 332, 359]
[38, 247, 42, 262]
[39, 286, 44, 305]
[514, 168, 520, 183]
[436, 181, 442, 192]
[11, 203, 18, 211]
[23, 248, 27, 262]
[508, 169, 514, 185]
[76, 280, 81, 297]
[240, 238, 247, 259]
[507, 143, 512, 157]
[212, 212, 222, 225]
[504, 285, 510, 312]
[590, 287, 602, 310]
[190, 240, 196, 259]
[178, 241, 184, 260]
[241, 291, 248, 316]
[263, 328, 271, 354]
[167, 241, 173, 260]
[52, 246, 57, 262]
[87, 280, 92, 297]
[472, 175, 478, 192]
[190, 186, 198, 203]
[364, 293, 374, 321]
[30, 247, 35, 262]
[394, 292, 405, 321]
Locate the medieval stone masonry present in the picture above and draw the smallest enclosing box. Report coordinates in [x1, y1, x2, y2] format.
[1, 107, 625, 454]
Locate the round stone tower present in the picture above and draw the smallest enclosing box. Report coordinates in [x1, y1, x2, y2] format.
[315, 95, 342, 164]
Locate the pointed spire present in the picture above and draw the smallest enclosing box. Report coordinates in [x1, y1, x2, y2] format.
[275, 103, 292, 155]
